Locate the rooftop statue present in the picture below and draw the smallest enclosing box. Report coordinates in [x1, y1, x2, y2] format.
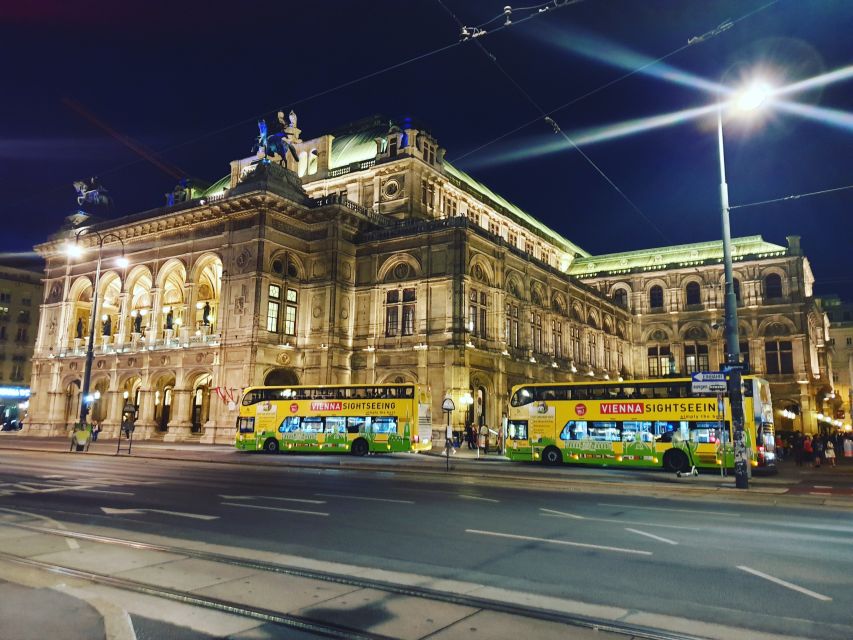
[73, 177, 112, 209]
[252, 118, 298, 164]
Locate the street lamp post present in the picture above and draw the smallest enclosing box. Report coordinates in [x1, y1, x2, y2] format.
[68, 229, 127, 427]
[716, 82, 772, 489]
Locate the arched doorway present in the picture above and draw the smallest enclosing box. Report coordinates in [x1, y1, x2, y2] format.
[264, 368, 300, 386]
[152, 374, 176, 432]
[190, 373, 212, 433]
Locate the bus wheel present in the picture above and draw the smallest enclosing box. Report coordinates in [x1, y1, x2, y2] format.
[351, 438, 369, 457]
[542, 446, 562, 466]
[263, 438, 279, 454]
[663, 449, 689, 473]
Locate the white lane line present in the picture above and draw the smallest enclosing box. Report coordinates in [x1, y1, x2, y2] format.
[315, 493, 414, 504]
[459, 494, 499, 503]
[40, 475, 65, 479]
[540, 513, 700, 531]
[737, 566, 832, 601]
[219, 494, 326, 504]
[0, 507, 78, 549]
[599, 502, 739, 517]
[813, 485, 833, 489]
[222, 502, 329, 517]
[75, 489, 135, 496]
[466, 529, 652, 556]
[625, 528, 678, 545]
[809, 492, 833, 496]
[540, 508, 585, 519]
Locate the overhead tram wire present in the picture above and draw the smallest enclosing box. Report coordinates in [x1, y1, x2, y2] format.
[435, 0, 670, 243]
[728, 183, 853, 210]
[449, 0, 781, 166]
[4, 3, 574, 212]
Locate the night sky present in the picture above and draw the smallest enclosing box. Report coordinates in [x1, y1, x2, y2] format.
[2, 1, 851, 297]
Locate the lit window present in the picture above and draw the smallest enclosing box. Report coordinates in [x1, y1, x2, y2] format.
[469, 289, 487, 339]
[505, 303, 520, 348]
[266, 284, 280, 333]
[284, 289, 298, 336]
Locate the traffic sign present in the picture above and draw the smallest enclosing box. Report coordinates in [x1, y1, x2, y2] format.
[441, 397, 455, 412]
[691, 371, 727, 394]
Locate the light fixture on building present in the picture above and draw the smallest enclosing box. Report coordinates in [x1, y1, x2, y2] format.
[551, 362, 558, 368]
[529, 356, 536, 363]
[196, 302, 204, 309]
[501, 349, 510, 356]
[123, 390, 129, 399]
[363, 346, 375, 352]
[413, 343, 428, 351]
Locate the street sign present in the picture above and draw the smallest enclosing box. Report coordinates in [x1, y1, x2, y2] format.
[691, 371, 727, 394]
[441, 397, 455, 412]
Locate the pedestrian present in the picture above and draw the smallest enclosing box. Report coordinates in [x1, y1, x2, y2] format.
[775, 433, 784, 461]
[813, 436, 824, 468]
[825, 439, 836, 467]
[844, 435, 853, 459]
[793, 432, 804, 467]
[803, 435, 813, 467]
[466, 424, 476, 450]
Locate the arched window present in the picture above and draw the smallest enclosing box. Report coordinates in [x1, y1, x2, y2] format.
[613, 289, 628, 308]
[649, 285, 664, 310]
[765, 273, 783, 299]
[685, 282, 701, 306]
[733, 278, 741, 303]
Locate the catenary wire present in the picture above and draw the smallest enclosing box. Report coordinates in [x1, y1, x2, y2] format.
[728, 184, 853, 210]
[450, 0, 780, 165]
[435, 0, 669, 243]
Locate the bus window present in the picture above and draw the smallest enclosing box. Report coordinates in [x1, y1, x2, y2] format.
[690, 421, 719, 443]
[302, 417, 323, 433]
[325, 416, 346, 434]
[351, 387, 366, 399]
[510, 387, 534, 407]
[561, 420, 588, 440]
[507, 420, 528, 440]
[589, 387, 607, 400]
[572, 388, 588, 400]
[635, 385, 654, 398]
[373, 417, 397, 433]
[589, 421, 620, 441]
[402, 386, 414, 398]
[279, 416, 301, 433]
[622, 421, 653, 442]
[237, 417, 255, 433]
[347, 416, 366, 434]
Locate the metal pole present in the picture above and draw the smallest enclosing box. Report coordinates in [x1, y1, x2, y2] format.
[717, 103, 749, 489]
[78, 242, 103, 426]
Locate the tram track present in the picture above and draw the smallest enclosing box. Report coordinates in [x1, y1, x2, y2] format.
[0, 520, 708, 640]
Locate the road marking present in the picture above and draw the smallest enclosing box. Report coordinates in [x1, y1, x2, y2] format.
[813, 485, 832, 489]
[76, 489, 135, 496]
[219, 494, 326, 504]
[737, 566, 832, 601]
[222, 502, 329, 517]
[100, 507, 218, 521]
[315, 493, 414, 504]
[599, 502, 739, 517]
[625, 528, 678, 545]
[459, 494, 499, 503]
[40, 475, 65, 479]
[540, 508, 585, 519]
[809, 492, 832, 496]
[540, 513, 699, 531]
[466, 529, 652, 556]
[0, 507, 79, 549]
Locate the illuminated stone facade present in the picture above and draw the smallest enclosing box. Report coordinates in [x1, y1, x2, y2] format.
[0, 264, 42, 389]
[24, 115, 830, 441]
[823, 296, 853, 430]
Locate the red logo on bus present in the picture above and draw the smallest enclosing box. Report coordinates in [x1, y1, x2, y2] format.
[290, 403, 298, 413]
[575, 403, 587, 417]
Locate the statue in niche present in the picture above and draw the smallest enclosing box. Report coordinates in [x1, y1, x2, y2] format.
[76, 317, 84, 339]
[165, 309, 174, 330]
[202, 301, 211, 326]
[102, 316, 111, 336]
[133, 313, 142, 334]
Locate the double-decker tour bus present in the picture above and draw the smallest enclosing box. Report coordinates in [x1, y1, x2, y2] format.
[236, 384, 432, 456]
[505, 376, 776, 473]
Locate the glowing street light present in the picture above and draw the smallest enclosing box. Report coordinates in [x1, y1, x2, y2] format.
[717, 77, 774, 490]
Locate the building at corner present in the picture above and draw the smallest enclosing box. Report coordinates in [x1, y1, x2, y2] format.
[24, 114, 831, 442]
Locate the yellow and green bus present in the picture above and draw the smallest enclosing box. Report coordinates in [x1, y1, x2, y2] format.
[505, 376, 776, 473]
[236, 384, 433, 455]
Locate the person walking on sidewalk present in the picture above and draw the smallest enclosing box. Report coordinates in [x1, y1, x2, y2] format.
[793, 432, 804, 466]
[825, 439, 836, 467]
[813, 436, 824, 468]
[803, 435, 813, 467]
[465, 424, 476, 450]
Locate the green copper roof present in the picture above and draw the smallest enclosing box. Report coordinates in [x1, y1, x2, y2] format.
[568, 235, 788, 276]
[202, 174, 231, 197]
[329, 125, 384, 169]
[443, 162, 589, 258]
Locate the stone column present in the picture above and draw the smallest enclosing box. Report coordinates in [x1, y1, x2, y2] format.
[135, 389, 157, 439]
[102, 390, 124, 439]
[148, 288, 162, 345]
[116, 292, 129, 348]
[164, 388, 193, 442]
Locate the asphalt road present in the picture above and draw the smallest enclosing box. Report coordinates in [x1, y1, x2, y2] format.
[0, 450, 851, 639]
